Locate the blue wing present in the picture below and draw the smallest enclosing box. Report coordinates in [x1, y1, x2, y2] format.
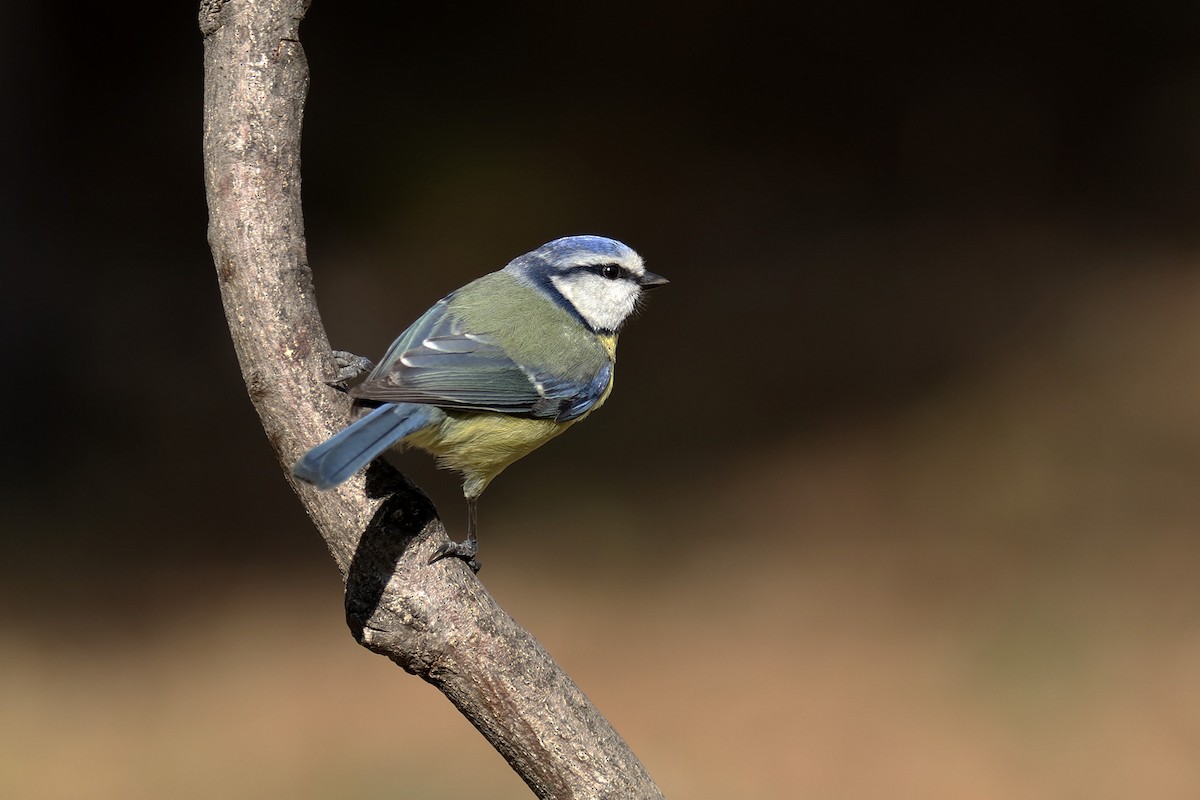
[350, 297, 609, 423]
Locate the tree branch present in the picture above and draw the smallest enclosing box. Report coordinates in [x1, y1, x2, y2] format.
[199, 2, 664, 797]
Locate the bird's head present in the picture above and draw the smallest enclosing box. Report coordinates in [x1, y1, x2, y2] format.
[504, 235, 668, 335]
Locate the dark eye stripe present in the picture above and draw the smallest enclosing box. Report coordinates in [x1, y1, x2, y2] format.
[585, 262, 629, 281]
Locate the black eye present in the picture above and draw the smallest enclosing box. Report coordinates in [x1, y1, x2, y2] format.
[601, 264, 621, 280]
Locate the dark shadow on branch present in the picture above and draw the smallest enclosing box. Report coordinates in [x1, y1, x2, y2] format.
[345, 460, 439, 650]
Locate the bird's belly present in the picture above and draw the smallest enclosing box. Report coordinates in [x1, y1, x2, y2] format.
[405, 411, 578, 497]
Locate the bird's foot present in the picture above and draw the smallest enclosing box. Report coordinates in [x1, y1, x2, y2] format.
[429, 536, 481, 573]
[327, 350, 375, 390]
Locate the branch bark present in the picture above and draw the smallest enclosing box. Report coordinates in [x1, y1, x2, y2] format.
[198, 2, 664, 797]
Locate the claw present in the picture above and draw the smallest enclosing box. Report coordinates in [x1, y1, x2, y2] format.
[431, 494, 481, 572]
[327, 350, 375, 390]
[430, 538, 481, 573]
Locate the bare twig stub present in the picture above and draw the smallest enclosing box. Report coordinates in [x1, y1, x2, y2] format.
[198, 1, 663, 797]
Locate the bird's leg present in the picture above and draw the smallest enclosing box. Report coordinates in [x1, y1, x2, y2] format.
[326, 350, 375, 390]
[429, 496, 481, 572]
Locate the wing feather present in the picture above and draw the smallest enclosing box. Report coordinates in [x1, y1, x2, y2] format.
[349, 292, 608, 421]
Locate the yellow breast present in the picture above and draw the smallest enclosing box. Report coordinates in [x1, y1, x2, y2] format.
[405, 332, 620, 499]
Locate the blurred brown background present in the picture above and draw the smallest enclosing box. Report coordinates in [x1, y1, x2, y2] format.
[3, 3, 1200, 798]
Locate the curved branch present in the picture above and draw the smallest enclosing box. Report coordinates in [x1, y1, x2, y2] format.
[198, 2, 664, 797]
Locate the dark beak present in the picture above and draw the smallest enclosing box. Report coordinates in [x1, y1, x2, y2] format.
[638, 270, 670, 290]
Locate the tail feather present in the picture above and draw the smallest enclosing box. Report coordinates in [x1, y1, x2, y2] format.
[292, 403, 436, 490]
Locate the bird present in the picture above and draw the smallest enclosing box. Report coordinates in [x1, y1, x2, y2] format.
[292, 235, 668, 566]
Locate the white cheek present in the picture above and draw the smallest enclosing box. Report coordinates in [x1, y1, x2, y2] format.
[551, 274, 638, 331]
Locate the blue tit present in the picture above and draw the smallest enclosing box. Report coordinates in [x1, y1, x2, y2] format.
[292, 235, 668, 565]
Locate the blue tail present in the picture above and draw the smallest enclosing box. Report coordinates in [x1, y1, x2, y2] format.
[292, 403, 438, 490]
